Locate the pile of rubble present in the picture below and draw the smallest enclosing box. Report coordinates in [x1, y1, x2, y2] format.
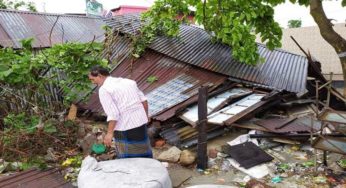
[150, 130, 346, 187]
[77, 80, 346, 187]
[143, 79, 346, 187]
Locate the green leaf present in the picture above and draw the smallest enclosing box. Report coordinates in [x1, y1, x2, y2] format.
[44, 123, 57, 133]
[147, 75, 158, 84]
[0, 69, 13, 78]
[0, 64, 8, 71]
[20, 38, 34, 49]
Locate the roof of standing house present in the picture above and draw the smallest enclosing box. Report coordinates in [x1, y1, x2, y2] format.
[257, 23, 346, 80]
[110, 5, 148, 15]
[0, 9, 105, 49]
[104, 14, 309, 94]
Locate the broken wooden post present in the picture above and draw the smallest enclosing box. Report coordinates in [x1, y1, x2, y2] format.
[67, 104, 78, 121]
[327, 72, 333, 107]
[315, 81, 319, 171]
[197, 86, 208, 170]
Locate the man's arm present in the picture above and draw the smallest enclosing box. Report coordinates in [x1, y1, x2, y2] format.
[134, 81, 149, 122]
[142, 100, 151, 123]
[104, 120, 116, 147]
[142, 100, 149, 117]
[99, 88, 120, 147]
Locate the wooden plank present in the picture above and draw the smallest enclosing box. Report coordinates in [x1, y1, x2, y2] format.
[232, 122, 269, 132]
[272, 138, 301, 145]
[67, 104, 77, 121]
[224, 100, 269, 125]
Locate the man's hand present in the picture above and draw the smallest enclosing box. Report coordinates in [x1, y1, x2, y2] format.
[103, 132, 114, 147]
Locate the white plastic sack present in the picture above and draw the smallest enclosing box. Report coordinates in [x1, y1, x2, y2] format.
[78, 156, 172, 188]
[227, 130, 259, 146]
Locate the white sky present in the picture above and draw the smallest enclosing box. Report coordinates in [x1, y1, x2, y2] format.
[24, 0, 346, 28]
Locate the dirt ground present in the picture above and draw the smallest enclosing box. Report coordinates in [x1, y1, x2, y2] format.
[1, 124, 344, 188]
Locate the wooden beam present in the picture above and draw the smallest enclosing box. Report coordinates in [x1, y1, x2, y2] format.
[197, 86, 208, 170]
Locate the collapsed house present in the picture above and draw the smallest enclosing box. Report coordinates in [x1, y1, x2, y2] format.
[80, 14, 346, 157]
[0, 10, 345, 186]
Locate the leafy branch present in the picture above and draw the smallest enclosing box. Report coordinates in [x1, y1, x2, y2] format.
[0, 39, 107, 120]
[130, 0, 284, 65]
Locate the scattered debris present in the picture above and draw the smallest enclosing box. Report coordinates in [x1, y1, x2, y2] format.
[271, 176, 283, 183]
[79, 133, 97, 155]
[179, 150, 196, 166]
[208, 148, 218, 159]
[67, 104, 78, 121]
[157, 146, 182, 163]
[227, 158, 269, 179]
[155, 139, 166, 148]
[246, 179, 272, 188]
[337, 159, 346, 169]
[44, 148, 59, 162]
[91, 144, 106, 154]
[224, 142, 273, 169]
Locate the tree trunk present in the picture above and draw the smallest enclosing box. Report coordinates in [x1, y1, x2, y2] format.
[310, 0, 346, 97]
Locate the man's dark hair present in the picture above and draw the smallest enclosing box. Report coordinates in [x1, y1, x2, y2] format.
[90, 65, 110, 77]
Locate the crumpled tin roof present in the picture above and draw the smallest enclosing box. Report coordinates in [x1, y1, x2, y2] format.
[104, 14, 308, 93]
[207, 93, 266, 125]
[83, 49, 226, 121]
[0, 9, 105, 48]
[180, 87, 253, 126]
[254, 117, 317, 133]
[0, 168, 73, 188]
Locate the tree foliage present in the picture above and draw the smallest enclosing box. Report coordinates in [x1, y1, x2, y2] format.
[0, 0, 37, 12]
[0, 39, 107, 120]
[135, 0, 346, 67]
[288, 19, 302, 28]
[135, 0, 286, 65]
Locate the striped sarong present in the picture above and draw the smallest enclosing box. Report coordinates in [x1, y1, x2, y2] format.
[113, 124, 153, 158]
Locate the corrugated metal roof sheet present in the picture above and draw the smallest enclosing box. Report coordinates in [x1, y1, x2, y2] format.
[83, 49, 226, 121]
[102, 36, 133, 64]
[224, 142, 274, 169]
[147, 74, 198, 116]
[0, 168, 73, 188]
[0, 9, 105, 48]
[207, 93, 266, 125]
[0, 23, 13, 47]
[104, 14, 308, 93]
[318, 108, 346, 124]
[312, 136, 346, 154]
[254, 117, 315, 133]
[160, 124, 226, 148]
[180, 87, 253, 126]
